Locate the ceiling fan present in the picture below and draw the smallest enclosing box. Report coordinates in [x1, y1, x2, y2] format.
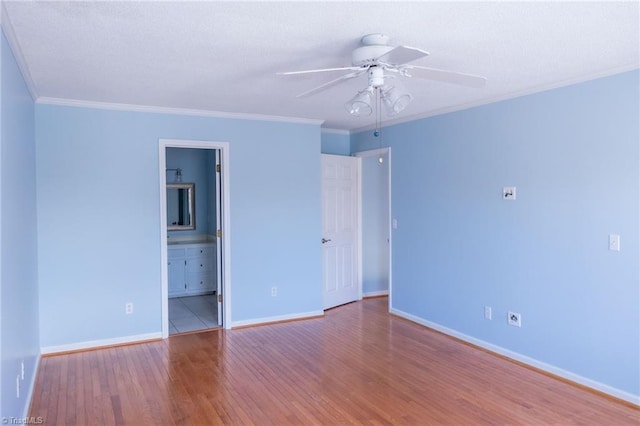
[278, 34, 486, 117]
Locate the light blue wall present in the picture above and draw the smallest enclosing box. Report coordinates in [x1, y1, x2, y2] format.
[352, 70, 640, 399]
[166, 147, 214, 237]
[0, 29, 40, 419]
[36, 106, 323, 347]
[321, 130, 350, 155]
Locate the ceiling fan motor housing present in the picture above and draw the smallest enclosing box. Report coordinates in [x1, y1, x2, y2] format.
[354, 35, 395, 88]
[352, 45, 394, 67]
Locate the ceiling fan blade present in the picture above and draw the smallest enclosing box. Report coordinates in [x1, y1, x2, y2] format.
[295, 69, 366, 98]
[403, 65, 487, 88]
[278, 66, 362, 76]
[376, 45, 429, 66]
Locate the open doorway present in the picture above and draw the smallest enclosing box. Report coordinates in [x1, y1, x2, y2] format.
[159, 139, 231, 338]
[354, 148, 391, 304]
[166, 147, 219, 334]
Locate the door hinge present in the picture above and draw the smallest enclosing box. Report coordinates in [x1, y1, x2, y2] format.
[216, 164, 221, 173]
[217, 294, 223, 303]
[217, 229, 222, 238]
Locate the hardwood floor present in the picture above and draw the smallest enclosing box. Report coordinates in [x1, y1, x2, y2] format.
[30, 297, 638, 425]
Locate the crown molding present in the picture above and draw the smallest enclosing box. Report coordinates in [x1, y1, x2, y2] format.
[351, 64, 640, 134]
[1, 3, 38, 100]
[321, 128, 350, 135]
[36, 97, 326, 126]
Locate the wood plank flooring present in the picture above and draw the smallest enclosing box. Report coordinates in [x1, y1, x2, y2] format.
[30, 297, 638, 425]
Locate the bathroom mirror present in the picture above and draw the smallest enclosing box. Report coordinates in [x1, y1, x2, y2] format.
[167, 183, 195, 231]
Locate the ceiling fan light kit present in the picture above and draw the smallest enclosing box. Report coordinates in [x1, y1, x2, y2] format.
[279, 33, 486, 119]
[345, 81, 413, 117]
[382, 84, 413, 116]
[344, 88, 374, 117]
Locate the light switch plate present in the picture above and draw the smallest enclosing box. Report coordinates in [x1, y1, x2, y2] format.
[484, 306, 492, 320]
[609, 234, 620, 251]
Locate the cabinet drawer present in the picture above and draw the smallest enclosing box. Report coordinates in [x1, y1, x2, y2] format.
[187, 273, 214, 290]
[187, 246, 214, 257]
[186, 258, 213, 273]
[187, 247, 214, 257]
[168, 248, 185, 259]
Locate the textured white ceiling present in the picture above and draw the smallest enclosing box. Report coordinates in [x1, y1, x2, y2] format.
[2, 1, 638, 131]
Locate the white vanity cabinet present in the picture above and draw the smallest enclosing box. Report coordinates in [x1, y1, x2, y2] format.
[168, 243, 216, 297]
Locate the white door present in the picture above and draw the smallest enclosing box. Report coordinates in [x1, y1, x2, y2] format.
[321, 154, 360, 309]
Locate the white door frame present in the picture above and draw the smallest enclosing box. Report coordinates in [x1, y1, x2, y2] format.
[352, 147, 392, 309]
[159, 139, 232, 337]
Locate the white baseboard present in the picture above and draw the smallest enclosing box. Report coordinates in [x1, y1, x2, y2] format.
[41, 332, 163, 355]
[363, 290, 389, 298]
[390, 307, 640, 406]
[22, 353, 41, 420]
[230, 310, 324, 328]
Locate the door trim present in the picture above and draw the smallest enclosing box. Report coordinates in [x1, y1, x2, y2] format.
[159, 139, 232, 337]
[352, 148, 392, 309]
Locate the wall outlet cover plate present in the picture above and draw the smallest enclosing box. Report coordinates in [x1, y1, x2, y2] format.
[503, 186, 516, 200]
[508, 311, 522, 327]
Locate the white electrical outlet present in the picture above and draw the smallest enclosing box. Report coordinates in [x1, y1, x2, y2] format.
[125, 303, 134, 314]
[508, 311, 522, 327]
[484, 306, 492, 320]
[271, 287, 277, 297]
[503, 186, 516, 200]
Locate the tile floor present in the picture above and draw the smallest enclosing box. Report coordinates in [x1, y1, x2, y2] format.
[168, 294, 219, 335]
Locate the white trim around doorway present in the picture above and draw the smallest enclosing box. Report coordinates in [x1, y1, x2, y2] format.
[159, 139, 232, 338]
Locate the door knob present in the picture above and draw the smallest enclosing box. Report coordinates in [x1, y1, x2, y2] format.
[321, 238, 332, 244]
